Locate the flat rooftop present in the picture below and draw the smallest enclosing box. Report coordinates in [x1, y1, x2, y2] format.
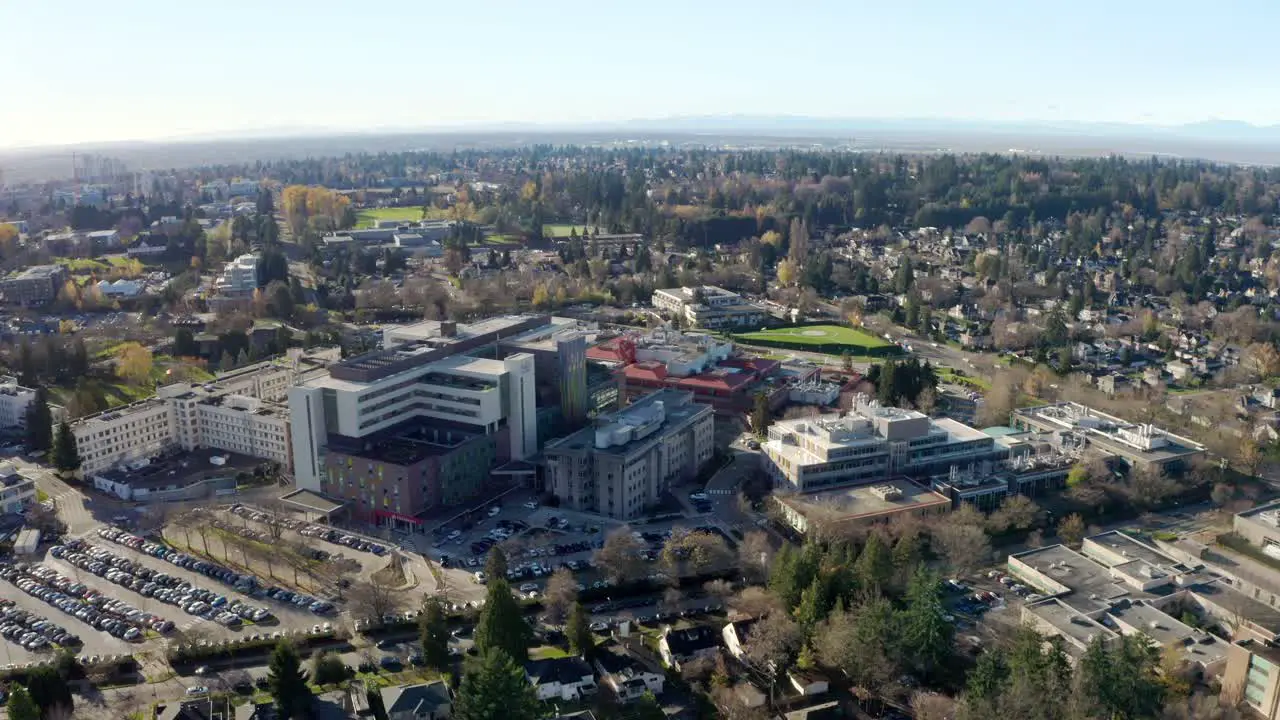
[1011, 544, 1147, 613]
[1086, 530, 1187, 570]
[1237, 638, 1280, 666]
[547, 389, 707, 457]
[1107, 601, 1227, 666]
[1014, 402, 1204, 463]
[1024, 598, 1117, 648]
[280, 489, 346, 515]
[777, 477, 950, 523]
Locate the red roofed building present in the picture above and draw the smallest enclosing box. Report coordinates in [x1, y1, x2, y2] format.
[620, 357, 787, 414]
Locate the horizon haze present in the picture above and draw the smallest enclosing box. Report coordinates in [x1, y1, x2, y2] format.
[5, 0, 1280, 149]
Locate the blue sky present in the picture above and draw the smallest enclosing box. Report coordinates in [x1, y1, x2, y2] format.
[4, 0, 1277, 147]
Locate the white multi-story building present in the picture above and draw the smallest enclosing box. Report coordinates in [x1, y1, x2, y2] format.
[215, 253, 260, 295]
[227, 180, 261, 197]
[71, 356, 313, 477]
[543, 390, 714, 520]
[760, 394, 1006, 492]
[0, 463, 37, 514]
[288, 316, 543, 494]
[0, 376, 37, 429]
[651, 285, 768, 329]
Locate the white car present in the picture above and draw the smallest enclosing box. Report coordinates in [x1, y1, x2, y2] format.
[186, 686, 210, 696]
[447, 530, 462, 540]
[522, 501, 539, 510]
[487, 506, 501, 517]
[519, 583, 538, 593]
[474, 572, 487, 584]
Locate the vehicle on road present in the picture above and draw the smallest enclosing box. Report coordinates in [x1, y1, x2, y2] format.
[186, 686, 209, 696]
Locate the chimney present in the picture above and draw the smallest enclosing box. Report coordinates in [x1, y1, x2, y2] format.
[440, 321, 458, 338]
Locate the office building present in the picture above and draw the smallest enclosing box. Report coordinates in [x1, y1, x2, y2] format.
[543, 390, 714, 520]
[760, 395, 1006, 492]
[651, 285, 768, 329]
[773, 477, 950, 536]
[1006, 533, 1233, 667]
[1224, 639, 1280, 718]
[0, 265, 68, 306]
[1011, 402, 1205, 475]
[289, 316, 547, 519]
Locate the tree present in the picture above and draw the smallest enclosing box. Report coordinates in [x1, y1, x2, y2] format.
[1078, 634, 1164, 720]
[1057, 513, 1086, 546]
[454, 648, 543, 720]
[366, 687, 389, 720]
[744, 611, 803, 675]
[751, 391, 772, 436]
[485, 546, 508, 579]
[776, 259, 798, 286]
[474, 578, 532, 661]
[542, 568, 578, 626]
[53, 422, 79, 472]
[26, 665, 73, 718]
[633, 692, 667, 720]
[898, 568, 954, 680]
[1237, 436, 1263, 479]
[854, 532, 893, 592]
[594, 526, 646, 584]
[932, 522, 991, 576]
[738, 530, 772, 583]
[311, 651, 347, 685]
[173, 327, 198, 357]
[348, 578, 396, 624]
[420, 599, 451, 672]
[814, 596, 899, 694]
[25, 386, 53, 452]
[566, 602, 594, 658]
[988, 495, 1041, 534]
[6, 685, 40, 720]
[267, 640, 312, 719]
[114, 342, 154, 385]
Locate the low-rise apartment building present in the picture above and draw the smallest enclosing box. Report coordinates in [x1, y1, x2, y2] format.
[651, 285, 768, 329]
[0, 376, 38, 429]
[0, 463, 36, 514]
[543, 390, 714, 520]
[0, 265, 68, 306]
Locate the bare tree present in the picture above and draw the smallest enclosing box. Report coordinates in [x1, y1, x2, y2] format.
[737, 531, 772, 583]
[912, 691, 957, 720]
[931, 523, 990, 577]
[661, 587, 684, 614]
[662, 528, 733, 576]
[703, 579, 734, 601]
[349, 578, 396, 624]
[744, 612, 803, 673]
[729, 587, 783, 618]
[986, 495, 1041, 533]
[541, 568, 578, 626]
[593, 526, 646, 584]
[1057, 513, 1086, 546]
[261, 498, 290, 543]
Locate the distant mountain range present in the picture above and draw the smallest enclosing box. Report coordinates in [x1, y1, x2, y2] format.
[596, 115, 1280, 143]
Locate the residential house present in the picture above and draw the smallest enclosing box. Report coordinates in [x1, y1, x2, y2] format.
[155, 698, 224, 720]
[658, 625, 720, 670]
[788, 668, 830, 696]
[721, 618, 758, 662]
[593, 647, 664, 703]
[380, 681, 453, 720]
[1166, 360, 1193, 382]
[524, 656, 597, 701]
[1097, 374, 1130, 396]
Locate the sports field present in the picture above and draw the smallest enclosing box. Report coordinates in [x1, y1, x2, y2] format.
[356, 206, 424, 228]
[542, 224, 599, 238]
[735, 325, 892, 349]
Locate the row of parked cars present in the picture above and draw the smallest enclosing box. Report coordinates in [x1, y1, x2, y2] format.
[0, 598, 78, 651]
[228, 503, 388, 555]
[0, 562, 170, 642]
[54, 539, 270, 627]
[97, 526, 336, 617]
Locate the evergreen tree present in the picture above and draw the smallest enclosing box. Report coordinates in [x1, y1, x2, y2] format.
[853, 532, 893, 593]
[53, 422, 79, 472]
[24, 386, 53, 452]
[485, 545, 508, 578]
[220, 350, 236, 371]
[794, 576, 833, 630]
[566, 602, 594, 658]
[267, 640, 312, 719]
[26, 665, 72, 717]
[965, 648, 1009, 704]
[633, 692, 666, 720]
[173, 327, 198, 357]
[751, 391, 772, 437]
[897, 568, 954, 680]
[6, 685, 39, 720]
[474, 579, 532, 661]
[420, 599, 451, 672]
[454, 648, 543, 720]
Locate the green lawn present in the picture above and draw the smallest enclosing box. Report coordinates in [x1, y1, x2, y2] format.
[734, 325, 892, 349]
[355, 206, 424, 228]
[542, 224, 598, 238]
